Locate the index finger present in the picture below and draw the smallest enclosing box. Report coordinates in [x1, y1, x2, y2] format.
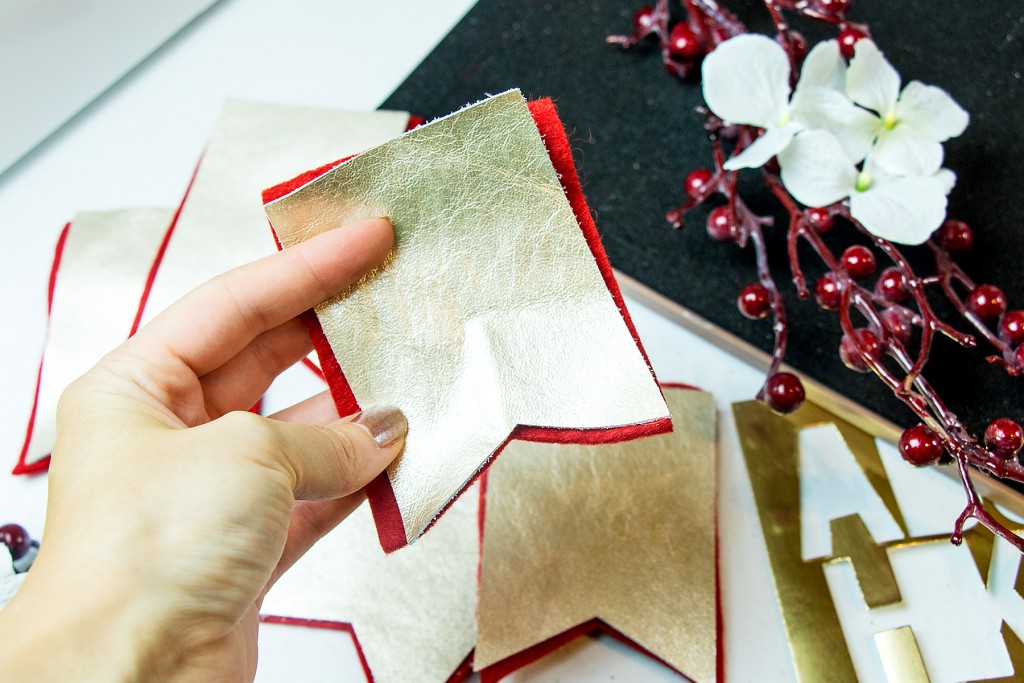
[128, 217, 393, 376]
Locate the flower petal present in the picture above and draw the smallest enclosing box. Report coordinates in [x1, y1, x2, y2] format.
[724, 126, 797, 170]
[845, 39, 900, 115]
[791, 86, 880, 162]
[702, 34, 791, 128]
[932, 168, 957, 195]
[873, 124, 944, 175]
[796, 39, 845, 92]
[779, 130, 857, 207]
[850, 176, 948, 244]
[896, 81, 969, 141]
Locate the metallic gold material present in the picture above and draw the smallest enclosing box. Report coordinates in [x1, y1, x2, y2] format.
[355, 405, 408, 449]
[875, 627, 930, 683]
[266, 91, 670, 544]
[734, 399, 859, 682]
[735, 398, 1024, 682]
[261, 486, 478, 683]
[988, 623, 1024, 683]
[828, 514, 902, 608]
[24, 208, 173, 466]
[474, 388, 716, 681]
[137, 99, 410, 328]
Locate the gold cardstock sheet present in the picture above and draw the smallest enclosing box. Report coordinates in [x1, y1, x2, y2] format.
[733, 399, 1024, 682]
[22, 208, 173, 467]
[475, 388, 717, 681]
[265, 90, 670, 545]
[136, 99, 410, 329]
[261, 486, 479, 683]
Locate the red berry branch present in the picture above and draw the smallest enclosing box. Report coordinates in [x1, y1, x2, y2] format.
[611, 0, 1024, 552]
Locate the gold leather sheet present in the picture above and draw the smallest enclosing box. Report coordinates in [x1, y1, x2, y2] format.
[25, 208, 173, 466]
[475, 388, 717, 681]
[261, 487, 478, 683]
[136, 99, 410, 329]
[265, 90, 670, 544]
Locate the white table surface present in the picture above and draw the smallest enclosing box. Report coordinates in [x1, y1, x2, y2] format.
[0, 2, 1018, 681]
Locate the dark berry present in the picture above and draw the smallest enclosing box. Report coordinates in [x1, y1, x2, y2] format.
[685, 168, 714, 198]
[838, 27, 867, 60]
[840, 328, 882, 372]
[806, 207, 834, 233]
[967, 284, 1007, 320]
[764, 372, 805, 414]
[999, 310, 1024, 346]
[706, 206, 735, 242]
[633, 6, 656, 33]
[899, 425, 944, 466]
[1016, 345, 1024, 369]
[668, 23, 703, 59]
[0, 524, 31, 561]
[817, 0, 851, 14]
[841, 245, 876, 281]
[875, 267, 909, 303]
[935, 219, 974, 252]
[986, 419, 1024, 460]
[738, 283, 772, 319]
[880, 307, 913, 346]
[814, 273, 842, 310]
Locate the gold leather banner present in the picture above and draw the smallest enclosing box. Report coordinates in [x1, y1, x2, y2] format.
[475, 387, 717, 681]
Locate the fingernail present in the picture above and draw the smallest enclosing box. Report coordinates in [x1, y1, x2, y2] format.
[355, 405, 408, 449]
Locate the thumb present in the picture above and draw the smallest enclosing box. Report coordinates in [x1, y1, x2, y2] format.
[252, 405, 407, 500]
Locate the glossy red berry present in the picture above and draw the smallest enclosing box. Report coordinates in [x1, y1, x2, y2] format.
[999, 310, 1024, 346]
[935, 219, 974, 252]
[840, 328, 882, 372]
[685, 168, 714, 198]
[967, 284, 1007, 320]
[764, 372, 805, 414]
[899, 425, 944, 466]
[0, 524, 31, 561]
[840, 245, 876, 280]
[875, 267, 908, 303]
[838, 27, 867, 60]
[738, 283, 771, 319]
[633, 6, 656, 33]
[880, 307, 913, 346]
[1015, 345, 1024, 369]
[985, 418, 1024, 460]
[814, 273, 842, 310]
[806, 207, 833, 233]
[668, 23, 703, 59]
[706, 206, 735, 241]
[818, 0, 851, 13]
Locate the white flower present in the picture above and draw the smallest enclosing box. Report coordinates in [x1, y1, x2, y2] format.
[846, 39, 969, 176]
[779, 130, 950, 244]
[702, 35, 876, 170]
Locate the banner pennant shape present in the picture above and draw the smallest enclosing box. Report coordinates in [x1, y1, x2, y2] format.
[14, 209, 173, 474]
[261, 486, 479, 683]
[264, 90, 671, 551]
[474, 386, 718, 682]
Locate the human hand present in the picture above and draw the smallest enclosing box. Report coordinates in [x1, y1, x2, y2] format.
[0, 218, 406, 682]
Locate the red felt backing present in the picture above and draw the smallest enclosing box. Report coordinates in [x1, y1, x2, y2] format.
[264, 99, 672, 552]
[258, 615, 473, 683]
[12, 222, 71, 475]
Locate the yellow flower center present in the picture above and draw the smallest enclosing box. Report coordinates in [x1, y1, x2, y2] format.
[855, 171, 872, 192]
[777, 110, 791, 127]
[882, 111, 898, 130]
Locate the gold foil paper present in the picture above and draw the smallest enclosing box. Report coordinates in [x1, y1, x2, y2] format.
[265, 90, 670, 545]
[24, 208, 173, 466]
[733, 399, 1024, 682]
[474, 388, 717, 681]
[261, 486, 478, 683]
[136, 99, 410, 329]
